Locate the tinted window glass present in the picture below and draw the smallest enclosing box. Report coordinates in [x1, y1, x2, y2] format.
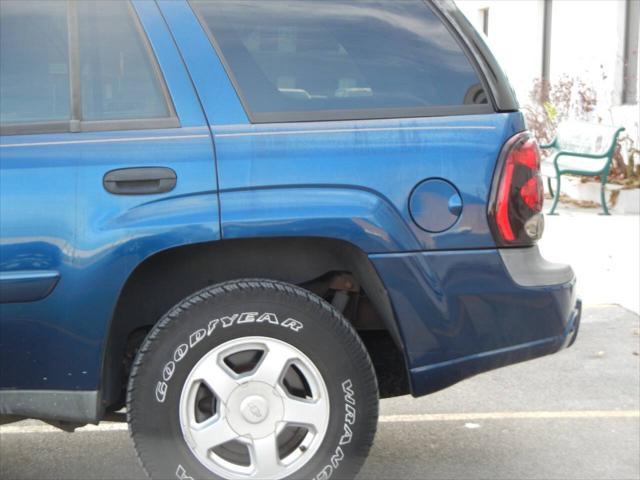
[0, 1, 70, 124]
[192, 0, 488, 121]
[78, 1, 170, 121]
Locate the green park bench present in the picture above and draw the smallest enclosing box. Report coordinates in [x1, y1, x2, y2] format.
[541, 121, 625, 215]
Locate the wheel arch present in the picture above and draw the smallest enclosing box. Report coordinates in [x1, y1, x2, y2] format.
[101, 236, 409, 412]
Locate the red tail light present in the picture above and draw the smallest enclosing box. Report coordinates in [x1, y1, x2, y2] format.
[489, 132, 544, 246]
[520, 176, 543, 211]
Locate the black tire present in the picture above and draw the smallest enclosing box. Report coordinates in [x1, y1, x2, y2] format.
[127, 279, 378, 480]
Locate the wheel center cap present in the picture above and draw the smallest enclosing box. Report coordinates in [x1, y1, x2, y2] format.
[225, 381, 284, 438]
[240, 395, 269, 423]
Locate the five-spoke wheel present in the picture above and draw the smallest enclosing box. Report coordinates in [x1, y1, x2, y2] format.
[179, 337, 330, 479]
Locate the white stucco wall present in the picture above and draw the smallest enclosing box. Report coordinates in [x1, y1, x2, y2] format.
[456, 0, 544, 105]
[456, 0, 639, 141]
[548, 0, 626, 107]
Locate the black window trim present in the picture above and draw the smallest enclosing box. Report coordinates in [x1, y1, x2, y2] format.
[0, 121, 71, 137]
[0, 0, 179, 137]
[189, 0, 497, 124]
[250, 104, 493, 124]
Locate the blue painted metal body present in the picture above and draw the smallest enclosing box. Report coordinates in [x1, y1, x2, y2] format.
[0, 0, 578, 405]
[371, 250, 578, 395]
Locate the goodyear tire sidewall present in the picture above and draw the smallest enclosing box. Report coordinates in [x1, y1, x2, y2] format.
[128, 283, 377, 480]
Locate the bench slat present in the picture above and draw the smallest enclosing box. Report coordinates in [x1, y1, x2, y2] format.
[555, 121, 620, 156]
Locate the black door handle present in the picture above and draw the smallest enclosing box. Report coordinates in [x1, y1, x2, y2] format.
[103, 167, 177, 195]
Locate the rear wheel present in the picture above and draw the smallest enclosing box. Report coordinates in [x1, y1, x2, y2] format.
[127, 279, 378, 480]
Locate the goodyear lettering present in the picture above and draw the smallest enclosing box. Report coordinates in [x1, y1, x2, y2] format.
[155, 312, 304, 403]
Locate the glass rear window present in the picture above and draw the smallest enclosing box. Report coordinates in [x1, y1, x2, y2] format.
[191, 0, 489, 122]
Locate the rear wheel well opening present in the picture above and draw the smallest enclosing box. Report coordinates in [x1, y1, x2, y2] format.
[102, 237, 409, 413]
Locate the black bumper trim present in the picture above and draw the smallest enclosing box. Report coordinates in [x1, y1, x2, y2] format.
[499, 245, 575, 287]
[0, 390, 100, 423]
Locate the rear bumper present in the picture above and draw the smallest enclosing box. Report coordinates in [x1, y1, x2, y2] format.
[370, 246, 579, 397]
[408, 297, 581, 397]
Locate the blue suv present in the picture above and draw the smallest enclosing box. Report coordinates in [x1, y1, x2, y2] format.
[0, 1, 580, 479]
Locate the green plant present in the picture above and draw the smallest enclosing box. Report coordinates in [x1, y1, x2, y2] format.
[524, 75, 598, 148]
[611, 134, 640, 187]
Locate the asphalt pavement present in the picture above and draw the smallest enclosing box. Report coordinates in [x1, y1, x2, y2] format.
[1, 305, 638, 480]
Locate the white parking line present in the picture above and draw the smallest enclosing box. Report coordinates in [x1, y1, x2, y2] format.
[1, 410, 637, 434]
[377, 410, 640, 423]
[0, 423, 129, 434]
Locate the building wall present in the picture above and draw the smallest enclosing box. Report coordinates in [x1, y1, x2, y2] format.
[457, 0, 639, 141]
[457, 0, 545, 104]
[548, 1, 625, 105]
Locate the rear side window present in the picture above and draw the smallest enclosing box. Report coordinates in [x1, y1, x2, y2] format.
[78, 1, 170, 121]
[0, 1, 176, 135]
[0, 1, 70, 124]
[191, 0, 490, 122]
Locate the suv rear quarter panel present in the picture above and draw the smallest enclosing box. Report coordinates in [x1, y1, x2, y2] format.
[214, 114, 524, 252]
